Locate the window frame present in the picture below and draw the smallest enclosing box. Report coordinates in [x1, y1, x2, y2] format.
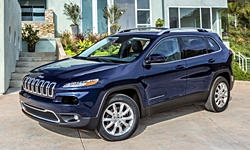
[168, 6, 213, 30]
[135, 0, 152, 28]
[144, 35, 222, 65]
[145, 36, 183, 64]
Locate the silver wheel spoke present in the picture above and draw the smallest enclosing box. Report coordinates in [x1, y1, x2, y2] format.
[102, 101, 134, 136]
[105, 121, 115, 129]
[214, 82, 228, 108]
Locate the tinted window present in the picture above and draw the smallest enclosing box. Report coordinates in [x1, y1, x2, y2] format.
[181, 36, 207, 58]
[206, 38, 220, 53]
[151, 38, 181, 62]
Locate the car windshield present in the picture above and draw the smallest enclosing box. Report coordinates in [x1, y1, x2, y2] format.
[76, 36, 151, 63]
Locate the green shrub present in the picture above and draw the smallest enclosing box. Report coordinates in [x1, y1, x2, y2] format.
[77, 40, 94, 51]
[232, 61, 250, 81]
[155, 18, 164, 27]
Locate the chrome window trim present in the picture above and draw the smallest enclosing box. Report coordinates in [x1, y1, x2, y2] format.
[144, 35, 222, 65]
[21, 101, 60, 123]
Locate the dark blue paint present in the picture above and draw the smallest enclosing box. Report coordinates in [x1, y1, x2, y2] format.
[19, 30, 234, 129]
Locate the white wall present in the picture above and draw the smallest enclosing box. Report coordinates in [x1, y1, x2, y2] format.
[0, 0, 22, 94]
[0, 0, 5, 94]
[47, 0, 81, 36]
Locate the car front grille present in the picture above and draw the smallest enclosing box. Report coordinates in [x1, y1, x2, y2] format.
[23, 77, 57, 98]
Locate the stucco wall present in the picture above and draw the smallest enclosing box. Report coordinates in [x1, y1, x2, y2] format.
[0, 0, 5, 94]
[47, 0, 81, 36]
[0, 0, 22, 94]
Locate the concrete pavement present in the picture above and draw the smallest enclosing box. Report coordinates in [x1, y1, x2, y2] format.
[0, 81, 250, 150]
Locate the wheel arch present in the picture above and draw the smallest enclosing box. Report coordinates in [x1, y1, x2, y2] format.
[97, 84, 146, 119]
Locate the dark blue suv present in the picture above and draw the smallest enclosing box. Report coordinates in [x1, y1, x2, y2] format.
[20, 28, 234, 141]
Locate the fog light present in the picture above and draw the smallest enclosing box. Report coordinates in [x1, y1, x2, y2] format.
[74, 115, 79, 120]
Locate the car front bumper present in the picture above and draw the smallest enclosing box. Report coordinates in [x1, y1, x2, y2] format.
[19, 91, 102, 130]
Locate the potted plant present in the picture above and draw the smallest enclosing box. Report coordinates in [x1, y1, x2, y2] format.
[103, 3, 126, 34]
[64, 2, 82, 35]
[155, 18, 165, 28]
[22, 24, 40, 52]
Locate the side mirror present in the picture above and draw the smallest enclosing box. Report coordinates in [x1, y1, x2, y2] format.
[145, 54, 166, 64]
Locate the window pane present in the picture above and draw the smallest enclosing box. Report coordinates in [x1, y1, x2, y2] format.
[207, 38, 220, 53]
[116, 0, 136, 29]
[169, 8, 179, 28]
[180, 8, 200, 28]
[202, 8, 211, 29]
[137, 11, 150, 24]
[151, 38, 181, 62]
[181, 36, 207, 58]
[137, 0, 149, 9]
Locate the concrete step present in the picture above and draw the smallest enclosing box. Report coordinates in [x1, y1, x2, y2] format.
[11, 73, 28, 80]
[15, 67, 35, 73]
[16, 61, 51, 67]
[9, 80, 22, 88]
[20, 52, 56, 57]
[19, 56, 57, 62]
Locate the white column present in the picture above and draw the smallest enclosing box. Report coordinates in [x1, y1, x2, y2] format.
[92, 0, 98, 33]
[107, 0, 114, 34]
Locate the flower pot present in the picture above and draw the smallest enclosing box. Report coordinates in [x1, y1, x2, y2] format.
[28, 44, 36, 52]
[71, 25, 79, 36]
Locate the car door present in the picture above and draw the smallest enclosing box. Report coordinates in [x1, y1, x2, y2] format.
[142, 37, 187, 106]
[180, 36, 214, 98]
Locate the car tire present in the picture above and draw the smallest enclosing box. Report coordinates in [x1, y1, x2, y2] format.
[205, 76, 230, 112]
[96, 94, 140, 141]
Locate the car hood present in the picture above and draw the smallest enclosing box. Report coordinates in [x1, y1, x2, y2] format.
[31, 57, 122, 80]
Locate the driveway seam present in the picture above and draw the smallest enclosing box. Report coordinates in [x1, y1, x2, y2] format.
[77, 129, 87, 150]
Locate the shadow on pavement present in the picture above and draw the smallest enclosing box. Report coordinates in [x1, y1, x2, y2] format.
[38, 103, 205, 140]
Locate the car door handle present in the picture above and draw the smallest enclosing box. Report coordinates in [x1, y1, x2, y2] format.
[208, 58, 215, 63]
[176, 65, 185, 70]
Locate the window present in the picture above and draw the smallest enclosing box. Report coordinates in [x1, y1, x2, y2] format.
[78, 37, 151, 63]
[180, 8, 200, 28]
[206, 38, 220, 53]
[137, 0, 151, 27]
[169, 8, 179, 28]
[169, 7, 212, 29]
[181, 36, 207, 58]
[19, 0, 46, 21]
[151, 38, 181, 63]
[201, 8, 211, 29]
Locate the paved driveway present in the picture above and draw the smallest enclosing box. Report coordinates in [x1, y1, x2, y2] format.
[0, 81, 250, 150]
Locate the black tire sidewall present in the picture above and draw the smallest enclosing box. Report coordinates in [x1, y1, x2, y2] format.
[97, 94, 140, 141]
[211, 77, 230, 112]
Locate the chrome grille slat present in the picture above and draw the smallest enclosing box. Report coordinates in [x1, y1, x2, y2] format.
[22, 77, 56, 99]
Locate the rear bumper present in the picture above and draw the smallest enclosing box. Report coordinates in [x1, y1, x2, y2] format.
[20, 94, 100, 130]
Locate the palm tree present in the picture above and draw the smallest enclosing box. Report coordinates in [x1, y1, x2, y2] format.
[103, 3, 126, 34]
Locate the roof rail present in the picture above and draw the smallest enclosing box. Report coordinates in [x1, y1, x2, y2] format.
[157, 28, 208, 35]
[119, 27, 168, 33]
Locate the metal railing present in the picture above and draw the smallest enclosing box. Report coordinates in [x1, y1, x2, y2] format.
[232, 50, 250, 72]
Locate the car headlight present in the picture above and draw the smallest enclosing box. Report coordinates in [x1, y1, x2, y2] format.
[63, 79, 99, 88]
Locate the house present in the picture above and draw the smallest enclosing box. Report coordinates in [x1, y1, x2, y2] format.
[18, 0, 228, 36]
[0, 0, 22, 94]
[0, 0, 228, 94]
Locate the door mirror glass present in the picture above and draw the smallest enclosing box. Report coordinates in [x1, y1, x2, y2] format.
[146, 54, 166, 64]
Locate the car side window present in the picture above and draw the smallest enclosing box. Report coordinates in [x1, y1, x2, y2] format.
[150, 38, 181, 63]
[181, 36, 207, 59]
[206, 37, 220, 53]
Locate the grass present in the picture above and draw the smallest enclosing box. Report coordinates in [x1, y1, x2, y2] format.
[232, 61, 250, 81]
